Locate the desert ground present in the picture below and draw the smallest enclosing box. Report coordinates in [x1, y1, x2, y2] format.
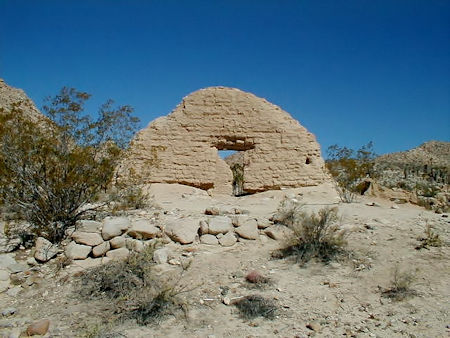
[0, 182, 449, 338]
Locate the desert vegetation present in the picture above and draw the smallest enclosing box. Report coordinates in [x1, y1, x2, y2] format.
[0, 88, 139, 243]
[326, 142, 377, 202]
[273, 200, 348, 264]
[77, 243, 188, 326]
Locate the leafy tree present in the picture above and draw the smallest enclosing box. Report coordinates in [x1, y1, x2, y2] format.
[326, 142, 377, 202]
[0, 88, 139, 243]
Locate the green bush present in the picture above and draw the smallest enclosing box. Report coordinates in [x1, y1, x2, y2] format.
[0, 88, 139, 243]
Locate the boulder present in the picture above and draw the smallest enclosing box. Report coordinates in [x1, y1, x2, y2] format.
[165, 218, 199, 244]
[126, 238, 144, 252]
[235, 219, 259, 240]
[109, 236, 126, 249]
[102, 217, 130, 240]
[106, 247, 129, 260]
[199, 220, 209, 235]
[65, 242, 91, 260]
[256, 218, 272, 229]
[200, 234, 219, 245]
[0, 269, 10, 281]
[76, 220, 102, 233]
[264, 225, 295, 241]
[71, 231, 104, 246]
[34, 237, 58, 262]
[219, 232, 237, 247]
[153, 247, 169, 264]
[92, 241, 110, 257]
[230, 215, 249, 227]
[128, 219, 160, 239]
[205, 207, 220, 215]
[26, 319, 50, 336]
[207, 216, 233, 235]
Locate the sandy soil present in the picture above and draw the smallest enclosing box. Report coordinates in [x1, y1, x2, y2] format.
[0, 183, 449, 337]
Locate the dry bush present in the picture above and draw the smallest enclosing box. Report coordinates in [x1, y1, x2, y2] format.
[415, 223, 443, 250]
[274, 207, 347, 264]
[234, 295, 278, 320]
[0, 89, 139, 243]
[109, 185, 150, 213]
[381, 267, 418, 301]
[272, 196, 304, 227]
[77, 243, 188, 325]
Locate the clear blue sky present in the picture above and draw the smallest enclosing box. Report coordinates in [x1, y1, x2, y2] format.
[1, 0, 449, 156]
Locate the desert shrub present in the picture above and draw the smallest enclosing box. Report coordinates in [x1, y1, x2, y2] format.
[415, 223, 442, 250]
[109, 185, 149, 213]
[0, 88, 139, 243]
[275, 207, 347, 264]
[77, 243, 187, 325]
[272, 196, 304, 227]
[326, 142, 377, 203]
[381, 267, 417, 301]
[234, 295, 277, 320]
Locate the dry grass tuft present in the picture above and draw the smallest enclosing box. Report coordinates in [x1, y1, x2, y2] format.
[381, 267, 418, 301]
[234, 295, 278, 320]
[415, 223, 443, 250]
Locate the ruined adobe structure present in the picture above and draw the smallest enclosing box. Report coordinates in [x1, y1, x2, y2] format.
[118, 87, 328, 195]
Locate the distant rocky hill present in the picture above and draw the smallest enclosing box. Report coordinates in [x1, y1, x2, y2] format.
[373, 141, 449, 212]
[377, 141, 450, 168]
[0, 79, 42, 120]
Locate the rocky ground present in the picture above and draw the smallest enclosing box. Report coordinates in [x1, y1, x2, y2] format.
[0, 182, 449, 337]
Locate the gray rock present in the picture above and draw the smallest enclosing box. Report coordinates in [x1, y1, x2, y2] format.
[7, 263, 27, 274]
[230, 215, 249, 227]
[264, 224, 295, 241]
[65, 241, 91, 260]
[0, 280, 9, 293]
[200, 234, 219, 245]
[106, 247, 129, 260]
[235, 219, 259, 240]
[0, 255, 15, 269]
[126, 238, 144, 252]
[71, 231, 104, 246]
[208, 216, 233, 235]
[199, 220, 209, 235]
[0, 269, 10, 281]
[109, 236, 126, 249]
[72, 258, 103, 270]
[26, 257, 38, 266]
[219, 232, 237, 247]
[1, 307, 16, 316]
[102, 217, 130, 240]
[153, 247, 169, 264]
[128, 219, 160, 239]
[76, 220, 102, 233]
[5, 286, 21, 297]
[92, 241, 110, 257]
[34, 237, 58, 262]
[256, 218, 272, 229]
[205, 207, 220, 215]
[165, 218, 200, 244]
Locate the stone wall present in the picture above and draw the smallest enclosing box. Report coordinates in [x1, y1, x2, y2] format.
[118, 87, 328, 194]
